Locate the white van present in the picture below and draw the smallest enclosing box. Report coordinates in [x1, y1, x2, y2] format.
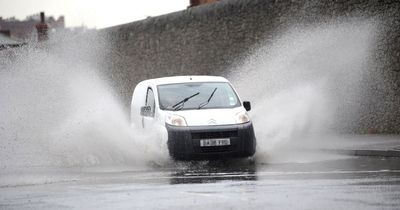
[131, 76, 256, 160]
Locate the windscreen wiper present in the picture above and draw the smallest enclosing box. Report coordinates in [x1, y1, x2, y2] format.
[198, 88, 217, 109]
[172, 92, 200, 111]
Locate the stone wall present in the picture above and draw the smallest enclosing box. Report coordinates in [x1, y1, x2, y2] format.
[100, 0, 400, 133]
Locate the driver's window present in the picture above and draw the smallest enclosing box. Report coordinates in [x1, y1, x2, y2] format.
[145, 88, 155, 117]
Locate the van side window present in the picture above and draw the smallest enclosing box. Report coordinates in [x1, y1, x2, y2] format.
[145, 88, 155, 117]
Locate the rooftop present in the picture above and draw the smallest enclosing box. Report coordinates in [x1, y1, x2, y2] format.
[145, 75, 229, 86]
[0, 33, 22, 45]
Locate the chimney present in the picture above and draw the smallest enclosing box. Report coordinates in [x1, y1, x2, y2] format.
[40, 12, 45, 23]
[35, 11, 49, 41]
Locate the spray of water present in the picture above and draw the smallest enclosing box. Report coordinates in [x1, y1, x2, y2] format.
[0, 19, 379, 186]
[231, 19, 378, 163]
[0, 36, 169, 187]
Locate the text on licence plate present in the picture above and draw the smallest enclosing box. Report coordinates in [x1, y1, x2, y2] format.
[200, 138, 230, 147]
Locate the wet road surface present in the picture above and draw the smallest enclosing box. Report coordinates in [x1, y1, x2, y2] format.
[1, 156, 400, 209]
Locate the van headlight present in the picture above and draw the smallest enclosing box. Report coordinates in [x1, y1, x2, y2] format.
[236, 112, 250, 124]
[166, 114, 187, 126]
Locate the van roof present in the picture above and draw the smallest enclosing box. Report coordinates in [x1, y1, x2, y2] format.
[144, 76, 229, 86]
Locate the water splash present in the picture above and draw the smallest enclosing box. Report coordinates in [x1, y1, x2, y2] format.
[230, 20, 378, 163]
[0, 19, 380, 186]
[0, 38, 169, 178]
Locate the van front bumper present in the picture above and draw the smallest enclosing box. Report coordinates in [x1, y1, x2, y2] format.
[166, 122, 256, 160]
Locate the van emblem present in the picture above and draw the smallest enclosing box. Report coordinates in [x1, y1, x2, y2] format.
[207, 119, 217, 125]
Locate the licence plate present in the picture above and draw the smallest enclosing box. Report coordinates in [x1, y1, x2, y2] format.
[200, 138, 230, 147]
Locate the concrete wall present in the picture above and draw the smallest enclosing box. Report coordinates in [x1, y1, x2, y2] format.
[100, 0, 400, 133]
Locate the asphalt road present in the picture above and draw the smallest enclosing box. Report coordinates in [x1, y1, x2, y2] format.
[1, 155, 400, 210]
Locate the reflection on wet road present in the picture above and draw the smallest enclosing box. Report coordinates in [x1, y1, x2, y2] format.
[1, 156, 400, 209]
[170, 159, 257, 184]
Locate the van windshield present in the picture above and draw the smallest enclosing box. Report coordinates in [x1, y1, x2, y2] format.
[157, 82, 241, 111]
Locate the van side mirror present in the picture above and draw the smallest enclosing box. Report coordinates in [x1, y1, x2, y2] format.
[140, 106, 152, 117]
[243, 101, 251, 111]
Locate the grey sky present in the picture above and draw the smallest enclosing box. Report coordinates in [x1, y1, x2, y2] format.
[0, 0, 188, 28]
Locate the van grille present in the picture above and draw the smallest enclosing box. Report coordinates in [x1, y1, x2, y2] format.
[191, 130, 238, 139]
